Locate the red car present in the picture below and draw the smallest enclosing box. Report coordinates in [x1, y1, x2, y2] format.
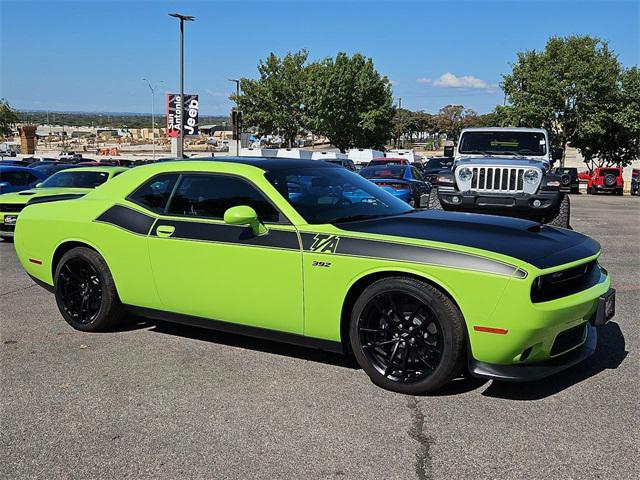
[367, 157, 410, 167]
[587, 167, 624, 195]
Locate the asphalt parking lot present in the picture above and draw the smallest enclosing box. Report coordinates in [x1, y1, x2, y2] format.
[1, 194, 638, 480]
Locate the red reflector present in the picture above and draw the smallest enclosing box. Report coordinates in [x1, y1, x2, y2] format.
[473, 326, 508, 335]
[377, 182, 407, 190]
[28, 258, 43, 265]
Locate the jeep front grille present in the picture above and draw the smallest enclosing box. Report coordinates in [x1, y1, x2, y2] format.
[471, 167, 525, 193]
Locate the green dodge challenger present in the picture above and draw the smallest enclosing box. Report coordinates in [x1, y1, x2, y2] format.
[14, 158, 615, 394]
[0, 166, 127, 240]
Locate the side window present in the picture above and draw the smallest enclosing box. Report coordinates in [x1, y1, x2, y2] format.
[166, 174, 280, 223]
[0, 172, 19, 185]
[128, 173, 179, 213]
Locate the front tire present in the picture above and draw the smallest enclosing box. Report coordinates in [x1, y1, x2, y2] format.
[546, 194, 570, 228]
[54, 247, 125, 332]
[349, 277, 466, 395]
[427, 188, 444, 210]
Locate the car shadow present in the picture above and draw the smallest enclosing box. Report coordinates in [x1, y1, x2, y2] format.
[147, 319, 359, 370]
[480, 322, 627, 400]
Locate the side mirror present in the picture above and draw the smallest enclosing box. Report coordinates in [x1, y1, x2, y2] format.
[552, 147, 564, 161]
[224, 205, 268, 236]
[443, 145, 454, 158]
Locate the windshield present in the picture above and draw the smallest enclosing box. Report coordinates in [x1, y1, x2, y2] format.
[425, 158, 453, 170]
[40, 171, 110, 188]
[360, 165, 406, 179]
[459, 131, 547, 156]
[265, 166, 412, 224]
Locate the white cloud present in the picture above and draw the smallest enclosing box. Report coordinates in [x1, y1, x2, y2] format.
[417, 73, 493, 90]
[389, 79, 400, 86]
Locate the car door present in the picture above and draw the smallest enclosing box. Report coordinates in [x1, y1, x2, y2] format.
[146, 172, 304, 334]
[410, 167, 430, 207]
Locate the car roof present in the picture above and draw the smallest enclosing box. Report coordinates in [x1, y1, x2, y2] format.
[460, 127, 547, 134]
[0, 165, 38, 172]
[153, 156, 337, 172]
[56, 166, 128, 173]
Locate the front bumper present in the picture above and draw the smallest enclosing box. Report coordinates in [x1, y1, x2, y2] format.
[469, 288, 615, 382]
[438, 189, 562, 217]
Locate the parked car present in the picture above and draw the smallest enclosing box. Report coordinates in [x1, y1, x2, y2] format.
[0, 166, 126, 240]
[587, 167, 624, 195]
[59, 151, 83, 161]
[631, 169, 639, 196]
[0, 165, 47, 194]
[14, 157, 615, 394]
[422, 156, 454, 184]
[367, 157, 411, 167]
[26, 158, 61, 166]
[553, 167, 580, 194]
[29, 163, 81, 178]
[428, 127, 569, 227]
[360, 164, 431, 207]
[0, 159, 32, 167]
[324, 158, 357, 171]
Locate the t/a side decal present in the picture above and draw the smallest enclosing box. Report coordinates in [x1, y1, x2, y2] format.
[309, 234, 341, 254]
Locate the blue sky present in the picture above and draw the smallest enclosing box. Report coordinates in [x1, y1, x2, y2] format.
[1, 0, 638, 115]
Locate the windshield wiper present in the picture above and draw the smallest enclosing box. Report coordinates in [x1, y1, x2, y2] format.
[493, 151, 524, 158]
[462, 150, 491, 156]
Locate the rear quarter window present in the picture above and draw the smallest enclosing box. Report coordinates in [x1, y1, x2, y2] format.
[128, 173, 179, 213]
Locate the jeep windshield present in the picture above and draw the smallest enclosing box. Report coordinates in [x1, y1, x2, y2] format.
[459, 131, 547, 156]
[266, 166, 412, 224]
[40, 171, 110, 188]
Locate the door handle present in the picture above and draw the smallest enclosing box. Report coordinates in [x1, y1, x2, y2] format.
[156, 225, 176, 238]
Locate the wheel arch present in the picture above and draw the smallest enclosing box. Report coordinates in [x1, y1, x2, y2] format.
[51, 238, 107, 283]
[339, 268, 464, 352]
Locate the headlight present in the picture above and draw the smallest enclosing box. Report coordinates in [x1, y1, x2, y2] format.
[524, 169, 540, 184]
[436, 175, 454, 185]
[458, 167, 473, 182]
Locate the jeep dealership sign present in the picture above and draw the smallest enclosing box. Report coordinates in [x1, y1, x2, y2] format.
[166, 93, 199, 137]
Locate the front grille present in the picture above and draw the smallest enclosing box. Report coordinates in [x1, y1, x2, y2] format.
[0, 224, 15, 233]
[0, 204, 25, 213]
[471, 167, 525, 193]
[531, 260, 600, 303]
[551, 323, 587, 356]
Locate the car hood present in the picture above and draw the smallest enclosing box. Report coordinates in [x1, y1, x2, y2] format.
[335, 210, 599, 270]
[0, 187, 90, 204]
[455, 156, 549, 170]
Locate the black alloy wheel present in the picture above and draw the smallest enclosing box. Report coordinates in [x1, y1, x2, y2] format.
[358, 291, 443, 383]
[58, 258, 103, 324]
[54, 247, 125, 331]
[350, 277, 466, 394]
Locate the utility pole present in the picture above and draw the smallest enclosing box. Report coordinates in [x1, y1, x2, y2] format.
[142, 78, 163, 160]
[169, 13, 195, 159]
[229, 79, 241, 155]
[396, 97, 402, 148]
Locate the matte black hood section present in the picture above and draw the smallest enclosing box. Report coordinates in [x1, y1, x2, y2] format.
[335, 211, 600, 270]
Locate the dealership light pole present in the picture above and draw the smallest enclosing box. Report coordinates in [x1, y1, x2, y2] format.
[229, 79, 240, 154]
[142, 78, 163, 160]
[169, 13, 195, 158]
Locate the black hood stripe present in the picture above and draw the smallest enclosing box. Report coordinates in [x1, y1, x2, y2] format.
[335, 210, 600, 270]
[300, 233, 526, 278]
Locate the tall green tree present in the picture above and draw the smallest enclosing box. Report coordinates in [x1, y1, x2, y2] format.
[501, 35, 628, 166]
[434, 104, 477, 141]
[0, 98, 20, 137]
[232, 50, 309, 147]
[305, 53, 394, 151]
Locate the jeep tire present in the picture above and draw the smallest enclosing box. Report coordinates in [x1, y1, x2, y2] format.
[546, 194, 570, 229]
[427, 188, 444, 210]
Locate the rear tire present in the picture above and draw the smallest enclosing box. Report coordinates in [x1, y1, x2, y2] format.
[349, 277, 466, 395]
[54, 247, 125, 332]
[546, 194, 570, 228]
[427, 188, 444, 210]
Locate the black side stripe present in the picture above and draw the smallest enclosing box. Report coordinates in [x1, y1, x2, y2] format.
[151, 219, 300, 250]
[95, 205, 156, 235]
[300, 233, 526, 278]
